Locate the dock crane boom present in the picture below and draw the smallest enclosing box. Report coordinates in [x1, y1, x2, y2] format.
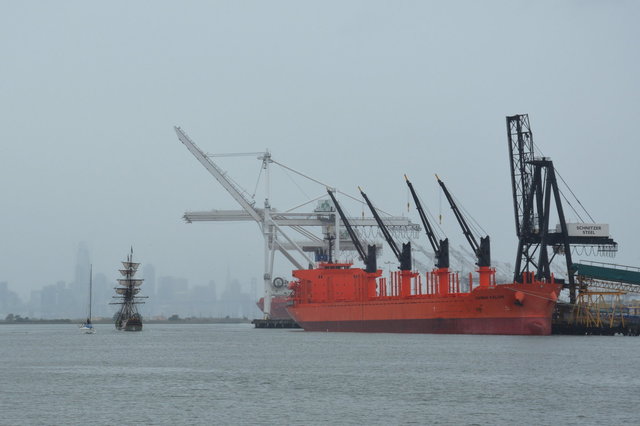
[326, 189, 377, 273]
[405, 175, 449, 269]
[175, 126, 421, 319]
[436, 175, 490, 268]
[175, 126, 313, 266]
[175, 126, 263, 223]
[359, 188, 411, 271]
[175, 126, 316, 319]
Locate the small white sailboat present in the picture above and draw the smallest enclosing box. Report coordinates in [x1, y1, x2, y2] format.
[80, 265, 96, 334]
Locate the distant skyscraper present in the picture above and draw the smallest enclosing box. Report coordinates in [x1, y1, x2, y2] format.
[143, 264, 156, 315]
[92, 273, 110, 318]
[143, 264, 156, 297]
[0, 282, 23, 317]
[74, 242, 91, 290]
[73, 242, 91, 312]
[250, 277, 257, 301]
[157, 276, 189, 317]
[219, 278, 255, 318]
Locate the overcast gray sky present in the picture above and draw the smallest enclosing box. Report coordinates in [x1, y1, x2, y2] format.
[1, 1, 638, 300]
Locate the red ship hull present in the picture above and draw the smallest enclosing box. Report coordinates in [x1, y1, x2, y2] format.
[286, 264, 560, 335]
[289, 318, 551, 335]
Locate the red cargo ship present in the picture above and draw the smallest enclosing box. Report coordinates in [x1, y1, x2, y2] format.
[286, 181, 561, 335]
[286, 264, 561, 335]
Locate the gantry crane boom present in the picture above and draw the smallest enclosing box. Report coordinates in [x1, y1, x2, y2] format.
[175, 126, 317, 318]
[175, 126, 264, 223]
[175, 126, 313, 267]
[175, 126, 422, 317]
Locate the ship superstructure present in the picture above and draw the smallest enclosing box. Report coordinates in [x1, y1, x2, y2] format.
[111, 248, 146, 331]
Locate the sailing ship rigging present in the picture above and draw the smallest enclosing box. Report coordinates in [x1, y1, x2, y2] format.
[110, 248, 147, 331]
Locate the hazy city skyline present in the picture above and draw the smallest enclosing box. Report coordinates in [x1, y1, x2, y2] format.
[0, 241, 261, 319]
[2, 2, 639, 307]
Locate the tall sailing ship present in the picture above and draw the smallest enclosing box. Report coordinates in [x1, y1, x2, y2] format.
[111, 248, 147, 331]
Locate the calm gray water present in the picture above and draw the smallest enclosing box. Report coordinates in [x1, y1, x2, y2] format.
[1, 323, 638, 425]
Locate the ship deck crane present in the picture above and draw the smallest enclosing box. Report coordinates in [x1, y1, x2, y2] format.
[436, 175, 493, 287]
[326, 189, 377, 273]
[359, 187, 416, 297]
[405, 175, 449, 269]
[359, 188, 411, 271]
[405, 175, 454, 295]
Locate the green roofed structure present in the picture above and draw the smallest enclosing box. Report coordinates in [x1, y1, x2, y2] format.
[573, 262, 640, 286]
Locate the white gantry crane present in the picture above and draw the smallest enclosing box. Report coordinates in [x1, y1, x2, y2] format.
[175, 126, 419, 318]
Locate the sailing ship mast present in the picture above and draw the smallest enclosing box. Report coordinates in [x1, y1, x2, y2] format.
[88, 264, 92, 324]
[110, 248, 147, 331]
[80, 265, 96, 333]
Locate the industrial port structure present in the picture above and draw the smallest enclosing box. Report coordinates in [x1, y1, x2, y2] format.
[506, 115, 638, 334]
[175, 115, 640, 335]
[174, 126, 419, 323]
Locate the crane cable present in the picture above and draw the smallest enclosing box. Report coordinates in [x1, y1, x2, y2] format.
[251, 164, 263, 199]
[438, 184, 489, 240]
[533, 141, 596, 223]
[408, 184, 447, 241]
